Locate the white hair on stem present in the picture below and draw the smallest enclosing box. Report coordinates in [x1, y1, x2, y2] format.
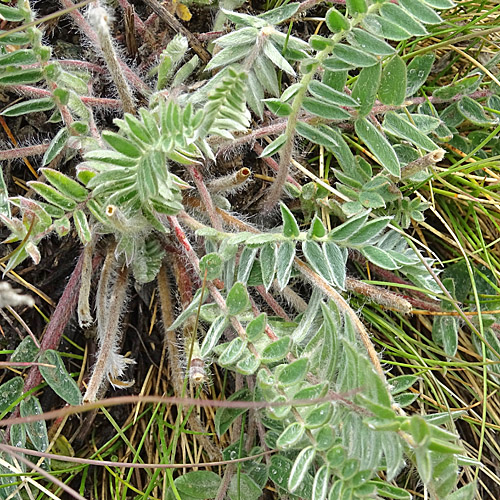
[84, 246, 134, 402]
[86, 4, 136, 115]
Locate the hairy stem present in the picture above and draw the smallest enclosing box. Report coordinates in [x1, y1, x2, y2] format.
[77, 239, 95, 327]
[60, 0, 151, 96]
[87, 5, 136, 115]
[84, 256, 129, 402]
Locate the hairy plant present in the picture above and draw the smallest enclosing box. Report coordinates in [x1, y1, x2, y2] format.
[0, 0, 494, 498]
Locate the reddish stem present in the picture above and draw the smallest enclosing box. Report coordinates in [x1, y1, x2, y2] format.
[253, 143, 301, 189]
[255, 285, 291, 321]
[187, 164, 223, 231]
[10, 85, 122, 109]
[0, 144, 49, 160]
[22, 252, 102, 393]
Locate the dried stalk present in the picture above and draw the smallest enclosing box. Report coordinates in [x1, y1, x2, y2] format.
[84, 255, 130, 402]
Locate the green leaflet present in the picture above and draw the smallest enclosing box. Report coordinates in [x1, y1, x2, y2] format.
[0, 68, 43, 84]
[423, 0, 455, 8]
[308, 80, 359, 108]
[228, 474, 262, 500]
[433, 74, 482, 100]
[288, 446, 315, 493]
[237, 246, 258, 284]
[2, 97, 55, 116]
[406, 54, 435, 96]
[390, 374, 419, 395]
[432, 315, 459, 356]
[259, 133, 287, 157]
[296, 121, 339, 151]
[329, 212, 369, 242]
[378, 56, 407, 106]
[277, 422, 305, 449]
[102, 131, 143, 158]
[199, 253, 223, 280]
[42, 168, 89, 202]
[276, 240, 296, 290]
[325, 127, 356, 173]
[362, 14, 411, 41]
[446, 482, 477, 500]
[304, 402, 332, 429]
[0, 165, 9, 218]
[214, 388, 251, 436]
[399, 0, 442, 24]
[362, 246, 398, 270]
[218, 337, 247, 366]
[351, 63, 381, 117]
[261, 336, 291, 363]
[355, 118, 400, 177]
[0, 4, 25, 22]
[383, 112, 438, 151]
[323, 241, 347, 289]
[260, 243, 277, 290]
[0, 377, 23, 415]
[302, 238, 329, 274]
[458, 96, 495, 126]
[309, 215, 327, 239]
[246, 313, 267, 342]
[280, 202, 300, 238]
[264, 98, 292, 117]
[257, 2, 300, 25]
[346, 0, 367, 15]
[20, 396, 49, 454]
[380, 3, 427, 36]
[348, 28, 395, 56]
[168, 288, 207, 330]
[0, 49, 37, 66]
[226, 282, 250, 315]
[333, 44, 378, 68]
[312, 465, 329, 500]
[173, 471, 222, 499]
[200, 315, 228, 357]
[28, 181, 77, 211]
[39, 350, 82, 406]
[301, 97, 351, 120]
[325, 7, 350, 33]
[42, 127, 70, 166]
[277, 358, 308, 386]
[236, 352, 260, 375]
[10, 337, 38, 364]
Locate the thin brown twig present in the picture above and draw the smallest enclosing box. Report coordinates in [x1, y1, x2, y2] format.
[0, 393, 360, 427]
[0, 443, 274, 469]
